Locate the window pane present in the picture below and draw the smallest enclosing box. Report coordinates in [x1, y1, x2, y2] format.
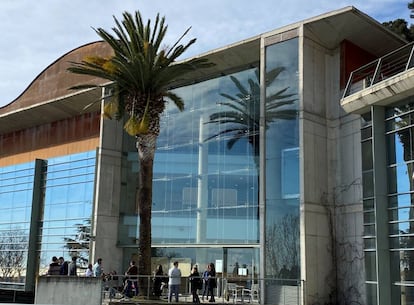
[363, 171, 374, 198]
[362, 140, 373, 170]
[365, 251, 377, 281]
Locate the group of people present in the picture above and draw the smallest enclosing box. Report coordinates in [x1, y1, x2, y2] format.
[47, 256, 104, 278]
[200, 263, 217, 303]
[152, 261, 216, 303]
[48, 255, 218, 303]
[47, 256, 78, 276]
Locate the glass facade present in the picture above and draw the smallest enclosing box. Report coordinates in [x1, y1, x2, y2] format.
[118, 37, 300, 281]
[386, 100, 414, 304]
[362, 99, 414, 305]
[0, 162, 34, 287]
[265, 38, 300, 278]
[361, 111, 376, 300]
[123, 67, 263, 276]
[39, 151, 95, 273]
[0, 151, 95, 287]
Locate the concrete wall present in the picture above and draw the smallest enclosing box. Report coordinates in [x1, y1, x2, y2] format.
[35, 276, 102, 305]
[301, 25, 364, 305]
[91, 107, 125, 275]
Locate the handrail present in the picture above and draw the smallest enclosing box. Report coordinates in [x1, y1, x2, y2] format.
[342, 42, 414, 99]
[100, 274, 302, 304]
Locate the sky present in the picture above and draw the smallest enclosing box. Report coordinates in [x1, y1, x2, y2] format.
[0, 0, 411, 108]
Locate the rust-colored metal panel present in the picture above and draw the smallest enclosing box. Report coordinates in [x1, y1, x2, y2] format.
[0, 111, 101, 161]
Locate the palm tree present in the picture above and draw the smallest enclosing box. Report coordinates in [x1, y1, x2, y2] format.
[67, 11, 212, 284]
[204, 67, 297, 168]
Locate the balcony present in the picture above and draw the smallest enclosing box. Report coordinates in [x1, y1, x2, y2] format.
[341, 42, 414, 114]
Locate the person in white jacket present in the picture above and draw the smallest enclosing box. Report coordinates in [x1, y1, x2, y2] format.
[168, 261, 182, 302]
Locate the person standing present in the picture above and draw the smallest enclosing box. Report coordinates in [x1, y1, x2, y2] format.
[207, 263, 216, 302]
[68, 256, 77, 276]
[47, 256, 60, 275]
[168, 261, 182, 302]
[93, 258, 103, 278]
[153, 264, 165, 298]
[201, 265, 209, 301]
[124, 260, 138, 297]
[85, 264, 93, 277]
[189, 265, 201, 303]
[59, 257, 68, 275]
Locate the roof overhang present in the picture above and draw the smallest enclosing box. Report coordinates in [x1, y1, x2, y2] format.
[0, 88, 102, 134]
[299, 6, 405, 56]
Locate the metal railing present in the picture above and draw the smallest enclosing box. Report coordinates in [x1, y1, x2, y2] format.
[342, 42, 414, 99]
[101, 275, 302, 305]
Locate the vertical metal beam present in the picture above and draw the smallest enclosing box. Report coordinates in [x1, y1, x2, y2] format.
[26, 159, 47, 292]
[259, 34, 266, 304]
[371, 106, 391, 305]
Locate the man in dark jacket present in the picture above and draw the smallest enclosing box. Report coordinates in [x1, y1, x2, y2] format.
[59, 257, 68, 275]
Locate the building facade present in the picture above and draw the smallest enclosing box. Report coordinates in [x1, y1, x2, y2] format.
[0, 6, 408, 305]
[342, 41, 414, 304]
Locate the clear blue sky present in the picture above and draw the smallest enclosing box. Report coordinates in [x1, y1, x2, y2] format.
[0, 0, 410, 107]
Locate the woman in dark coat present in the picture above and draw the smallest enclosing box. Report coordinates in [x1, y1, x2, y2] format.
[207, 263, 216, 302]
[189, 265, 202, 303]
[153, 264, 165, 298]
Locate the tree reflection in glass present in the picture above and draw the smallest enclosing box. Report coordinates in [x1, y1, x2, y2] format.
[204, 67, 297, 169]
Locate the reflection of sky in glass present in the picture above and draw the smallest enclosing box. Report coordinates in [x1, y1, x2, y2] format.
[150, 68, 260, 244]
[265, 38, 299, 207]
[386, 105, 414, 245]
[159, 69, 258, 151]
[0, 162, 34, 283]
[264, 37, 300, 278]
[39, 151, 95, 270]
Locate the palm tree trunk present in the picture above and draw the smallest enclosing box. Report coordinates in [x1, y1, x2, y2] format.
[136, 134, 156, 294]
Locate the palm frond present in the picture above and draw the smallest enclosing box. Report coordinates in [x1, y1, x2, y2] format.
[165, 92, 184, 111]
[203, 127, 249, 142]
[229, 75, 249, 96]
[67, 10, 212, 137]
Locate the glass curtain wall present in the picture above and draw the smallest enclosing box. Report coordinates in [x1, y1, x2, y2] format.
[152, 67, 261, 276]
[385, 100, 414, 305]
[152, 68, 260, 245]
[264, 37, 300, 280]
[0, 150, 95, 286]
[0, 162, 35, 288]
[119, 67, 263, 278]
[120, 37, 300, 284]
[361, 112, 377, 305]
[363, 99, 414, 305]
[38, 151, 95, 274]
